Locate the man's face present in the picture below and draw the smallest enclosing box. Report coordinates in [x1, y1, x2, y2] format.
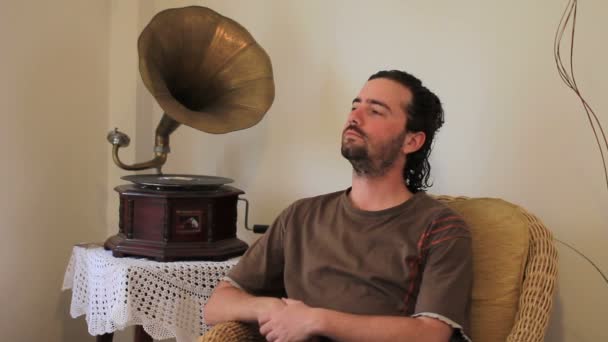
[341, 78, 412, 176]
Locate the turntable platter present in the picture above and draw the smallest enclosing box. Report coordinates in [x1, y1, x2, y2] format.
[121, 174, 233, 190]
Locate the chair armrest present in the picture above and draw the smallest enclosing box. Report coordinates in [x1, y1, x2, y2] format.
[198, 321, 265, 342]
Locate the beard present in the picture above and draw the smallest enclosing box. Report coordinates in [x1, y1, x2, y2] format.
[341, 126, 407, 177]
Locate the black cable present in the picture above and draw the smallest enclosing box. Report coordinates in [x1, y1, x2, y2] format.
[555, 238, 608, 285]
[554, 0, 608, 191]
[553, 0, 608, 289]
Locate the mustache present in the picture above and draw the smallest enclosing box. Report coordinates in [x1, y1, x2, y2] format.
[343, 125, 366, 138]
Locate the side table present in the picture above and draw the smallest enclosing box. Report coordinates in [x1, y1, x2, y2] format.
[62, 244, 239, 341]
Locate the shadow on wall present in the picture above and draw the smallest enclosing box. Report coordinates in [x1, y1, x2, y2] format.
[58, 290, 91, 341]
[544, 290, 565, 342]
[135, 1, 159, 164]
[216, 0, 316, 207]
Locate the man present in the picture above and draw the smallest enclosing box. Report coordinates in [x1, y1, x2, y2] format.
[205, 70, 473, 342]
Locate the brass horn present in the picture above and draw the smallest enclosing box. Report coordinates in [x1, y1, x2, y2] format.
[107, 6, 275, 172]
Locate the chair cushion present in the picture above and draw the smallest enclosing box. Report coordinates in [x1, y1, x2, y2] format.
[440, 197, 529, 342]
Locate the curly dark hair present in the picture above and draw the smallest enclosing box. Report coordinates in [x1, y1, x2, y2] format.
[368, 70, 444, 193]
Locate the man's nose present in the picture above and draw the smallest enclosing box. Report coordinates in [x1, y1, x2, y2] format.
[347, 106, 363, 126]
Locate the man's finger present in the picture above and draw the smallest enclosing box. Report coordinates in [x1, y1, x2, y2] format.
[259, 321, 271, 336]
[265, 329, 278, 342]
[258, 313, 270, 325]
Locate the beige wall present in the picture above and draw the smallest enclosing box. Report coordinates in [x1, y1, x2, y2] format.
[1, 0, 606, 341]
[0, 1, 111, 341]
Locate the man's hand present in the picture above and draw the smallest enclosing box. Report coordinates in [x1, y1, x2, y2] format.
[204, 281, 287, 325]
[258, 298, 320, 342]
[255, 297, 287, 321]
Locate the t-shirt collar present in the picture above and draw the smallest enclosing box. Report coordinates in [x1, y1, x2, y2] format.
[341, 187, 427, 218]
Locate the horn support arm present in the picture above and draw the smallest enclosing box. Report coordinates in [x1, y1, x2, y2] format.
[108, 114, 180, 173]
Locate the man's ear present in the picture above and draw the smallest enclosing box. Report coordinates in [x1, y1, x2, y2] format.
[402, 131, 426, 155]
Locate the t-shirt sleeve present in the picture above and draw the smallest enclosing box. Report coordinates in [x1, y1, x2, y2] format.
[225, 205, 290, 297]
[412, 210, 473, 342]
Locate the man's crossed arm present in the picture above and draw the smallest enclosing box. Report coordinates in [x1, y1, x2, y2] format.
[204, 281, 453, 342]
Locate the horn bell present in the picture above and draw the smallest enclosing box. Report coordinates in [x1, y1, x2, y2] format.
[138, 6, 275, 134]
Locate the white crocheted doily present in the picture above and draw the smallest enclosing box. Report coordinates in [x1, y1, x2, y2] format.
[62, 244, 239, 341]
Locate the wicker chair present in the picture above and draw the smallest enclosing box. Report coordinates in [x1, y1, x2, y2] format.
[199, 196, 558, 342]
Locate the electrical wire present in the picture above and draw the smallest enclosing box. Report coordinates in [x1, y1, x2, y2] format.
[554, 0, 607, 287]
[554, 0, 608, 192]
[555, 239, 608, 285]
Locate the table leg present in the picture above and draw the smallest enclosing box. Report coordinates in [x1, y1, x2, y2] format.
[135, 325, 153, 342]
[96, 333, 114, 342]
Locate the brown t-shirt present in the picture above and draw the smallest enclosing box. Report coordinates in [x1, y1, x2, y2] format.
[227, 189, 473, 340]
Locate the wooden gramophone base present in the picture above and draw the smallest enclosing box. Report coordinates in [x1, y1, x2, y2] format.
[104, 234, 247, 261]
[104, 184, 248, 261]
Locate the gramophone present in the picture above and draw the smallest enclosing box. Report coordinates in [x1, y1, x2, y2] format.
[104, 6, 273, 261]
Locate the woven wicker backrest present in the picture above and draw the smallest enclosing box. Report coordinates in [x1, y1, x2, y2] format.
[436, 196, 558, 342]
